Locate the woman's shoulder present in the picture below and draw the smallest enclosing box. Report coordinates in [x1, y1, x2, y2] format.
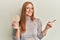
[35, 17, 42, 26]
[35, 17, 42, 23]
[35, 17, 41, 21]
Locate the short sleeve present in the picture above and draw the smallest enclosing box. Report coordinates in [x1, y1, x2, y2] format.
[37, 18, 44, 39]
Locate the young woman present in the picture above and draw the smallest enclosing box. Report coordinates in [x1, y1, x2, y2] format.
[12, 1, 56, 40]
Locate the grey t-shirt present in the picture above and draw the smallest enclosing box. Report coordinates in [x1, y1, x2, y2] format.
[13, 16, 43, 40]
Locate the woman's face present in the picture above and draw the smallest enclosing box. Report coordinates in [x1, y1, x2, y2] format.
[26, 4, 33, 17]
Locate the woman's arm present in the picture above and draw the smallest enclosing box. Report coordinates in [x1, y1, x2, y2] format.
[42, 26, 49, 36]
[42, 20, 56, 36]
[12, 15, 20, 39]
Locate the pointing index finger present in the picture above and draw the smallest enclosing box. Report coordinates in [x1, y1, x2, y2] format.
[52, 20, 56, 23]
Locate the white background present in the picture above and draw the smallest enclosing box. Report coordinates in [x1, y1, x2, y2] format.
[0, 0, 60, 40]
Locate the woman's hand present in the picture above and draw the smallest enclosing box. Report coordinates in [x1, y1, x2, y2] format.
[42, 20, 56, 36]
[46, 20, 56, 30]
[12, 15, 20, 29]
[12, 15, 20, 38]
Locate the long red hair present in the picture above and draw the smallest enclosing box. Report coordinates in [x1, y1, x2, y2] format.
[19, 1, 35, 33]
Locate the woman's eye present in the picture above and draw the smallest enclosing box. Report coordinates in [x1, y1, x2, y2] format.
[26, 7, 33, 10]
[26, 7, 29, 9]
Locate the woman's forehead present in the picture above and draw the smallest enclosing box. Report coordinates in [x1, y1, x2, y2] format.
[26, 4, 33, 7]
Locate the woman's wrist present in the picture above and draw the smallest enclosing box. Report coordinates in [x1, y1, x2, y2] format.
[42, 26, 49, 36]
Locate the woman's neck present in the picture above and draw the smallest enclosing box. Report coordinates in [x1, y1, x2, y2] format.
[26, 16, 31, 20]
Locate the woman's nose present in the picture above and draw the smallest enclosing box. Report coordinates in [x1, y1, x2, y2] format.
[29, 8, 32, 11]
